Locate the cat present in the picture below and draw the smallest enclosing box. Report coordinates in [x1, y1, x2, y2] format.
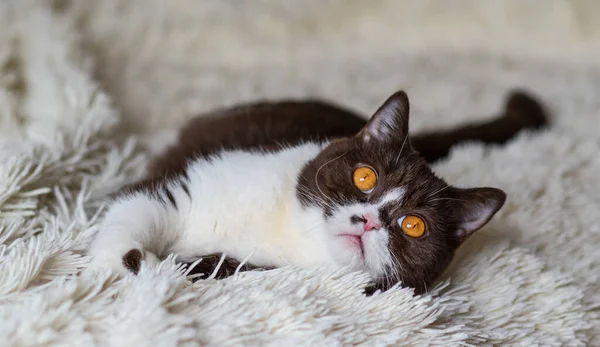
[87, 89, 548, 294]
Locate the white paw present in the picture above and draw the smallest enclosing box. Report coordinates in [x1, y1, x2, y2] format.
[87, 249, 131, 276]
[143, 250, 160, 267]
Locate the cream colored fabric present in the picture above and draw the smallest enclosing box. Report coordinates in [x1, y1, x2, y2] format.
[1, 1, 598, 345]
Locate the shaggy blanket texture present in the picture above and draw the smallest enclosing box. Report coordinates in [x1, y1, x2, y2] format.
[1, 1, 599, 346]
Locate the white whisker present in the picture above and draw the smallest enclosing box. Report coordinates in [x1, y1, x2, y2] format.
[389, 252, 404, 287]
[428, 197, 467, 204]
[426, 178, 464, 200]
[314, 149, 352, 203]
[303, 221, 327, 234]
[395, 133, 410, 165]
[297, 186, 335, 210]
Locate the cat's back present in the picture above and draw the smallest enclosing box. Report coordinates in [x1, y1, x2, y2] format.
[149, 100, 366, 181]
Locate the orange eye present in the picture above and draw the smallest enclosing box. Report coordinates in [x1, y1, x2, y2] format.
[353, 166, 377, 192]
[399, 215, 426, 238]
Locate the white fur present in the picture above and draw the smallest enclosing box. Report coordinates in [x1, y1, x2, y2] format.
[88, 143, 340, 275]
[322, 188, 405, 275]
[88, 144, 408, 280]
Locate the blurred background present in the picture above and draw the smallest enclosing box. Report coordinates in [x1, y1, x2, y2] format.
[62, 0, 600, 139]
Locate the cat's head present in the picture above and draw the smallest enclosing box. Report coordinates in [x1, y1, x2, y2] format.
[297, 91, 506, 294]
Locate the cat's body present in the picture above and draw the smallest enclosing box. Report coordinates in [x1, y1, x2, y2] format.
[104, 143, 339, 270]
[88, 89, 548, 294]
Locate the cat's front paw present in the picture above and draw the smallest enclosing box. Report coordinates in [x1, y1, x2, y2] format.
[87, 248, 160, 276]
[122, 249, 160, 274]
[122, 249, 143, 274]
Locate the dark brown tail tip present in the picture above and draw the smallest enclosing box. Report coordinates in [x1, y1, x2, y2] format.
[503, 89, 550, 130]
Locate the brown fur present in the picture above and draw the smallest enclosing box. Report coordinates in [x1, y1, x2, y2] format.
[126, 89, 548, 293]
[296, 91, 507, 293]
[184, 254, 275, 280]
[146, 89, 547, 181]
[123, 249, 143, 275]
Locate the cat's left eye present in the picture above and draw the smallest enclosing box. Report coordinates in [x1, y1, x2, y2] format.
[398, 215, 426, 238]
[353, 166, 377, 193]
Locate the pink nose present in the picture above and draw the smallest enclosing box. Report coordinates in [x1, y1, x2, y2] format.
[363, 213, 381, 232]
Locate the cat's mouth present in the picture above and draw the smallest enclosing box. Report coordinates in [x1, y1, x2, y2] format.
[339, 233, 365, 257]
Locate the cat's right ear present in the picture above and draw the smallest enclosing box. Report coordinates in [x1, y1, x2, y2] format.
[359, 91, 410, 144]
[454, 187, 507, 243]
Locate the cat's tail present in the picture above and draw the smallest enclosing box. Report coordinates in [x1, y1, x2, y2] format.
[411, 89, 550, 163]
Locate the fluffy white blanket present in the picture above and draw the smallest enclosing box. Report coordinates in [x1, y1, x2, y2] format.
[1, 1, 599, 346]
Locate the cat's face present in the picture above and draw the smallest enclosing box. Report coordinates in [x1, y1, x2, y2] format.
[297, 91, 506, 294]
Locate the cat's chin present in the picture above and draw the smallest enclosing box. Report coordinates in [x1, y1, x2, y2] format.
[322, 234, 368, 272]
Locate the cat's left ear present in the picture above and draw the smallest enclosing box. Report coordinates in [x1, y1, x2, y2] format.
[359, 90, 410, 144]
[454, 187, 507, 243]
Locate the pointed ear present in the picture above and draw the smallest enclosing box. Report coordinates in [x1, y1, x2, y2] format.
[454, 187, 506, 243]
[359, 91, 410, 144]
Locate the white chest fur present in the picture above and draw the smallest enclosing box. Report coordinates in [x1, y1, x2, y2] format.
[167, 143, 338, 269]
[87, 142, 350, 276]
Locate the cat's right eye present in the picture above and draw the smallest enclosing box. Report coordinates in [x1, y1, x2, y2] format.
[398, 215, 426, 238]
[353, 166, 377, 193]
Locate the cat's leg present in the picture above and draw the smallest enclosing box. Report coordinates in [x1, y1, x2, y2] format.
[179, 253, 275, 281]
[87, 190, 181, 275]
[411, 89, 549, 163]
